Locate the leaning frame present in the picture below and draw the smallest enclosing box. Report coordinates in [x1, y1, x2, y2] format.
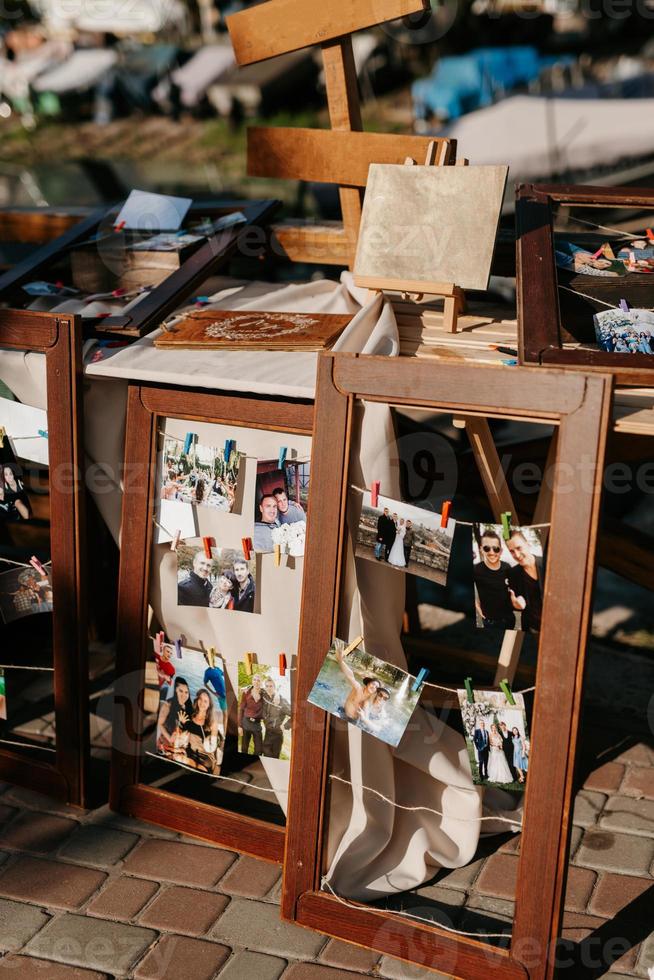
[110, 383, 314, 863]
[0, 309, 88, 805]
[282, 353, 613, 980]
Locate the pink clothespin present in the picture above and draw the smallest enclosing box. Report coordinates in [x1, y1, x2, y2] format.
[29, 556, 47, 576]
[371, 480, 381, 508]
[170, 530, 182, 552]
[619, 299, 630, 313]
[440, 501, 452, 528]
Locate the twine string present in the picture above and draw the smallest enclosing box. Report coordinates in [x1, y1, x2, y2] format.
[144, 752, 288, 794]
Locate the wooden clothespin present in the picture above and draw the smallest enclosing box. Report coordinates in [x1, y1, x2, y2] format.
[371, 480, 381, 508]
[170, 530, 182, 552]
[501, 513, 512, 541]
[174, 639, 183, 659]
[274, 544, 282, 566]
[183, 432, 196, 455]
[0, 426, 6, 446]
[29, 556, 47, 576]
[245, 652, 256, 674]
[619, 299, 630, 313]
[412, 667, 429, 693]
[500, 678, 516, 705]
[440, 501, 452, 528]
[341, 635, 364, 657]
[464, 676, 474, 703]
[278, 447, 287, 470]
[279, 653, 287, 677]
[241, 537, 252, 561]
[202, 536, 214, 559]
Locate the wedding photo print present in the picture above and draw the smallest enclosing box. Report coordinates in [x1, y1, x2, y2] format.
[237, 663, 292, 760]
[253, 457, 309, 555]
[473, 524, 544, 633]
[356, 492, 455, 585]
[594, 308, 654, 355]
[155, 644, 225, 776]
[457, 688, 530, 791]
[307, 639, 421, 748]
[0, 560, 53, 624]
[160, 434, 241, 513]
[177, 540, 257, 613]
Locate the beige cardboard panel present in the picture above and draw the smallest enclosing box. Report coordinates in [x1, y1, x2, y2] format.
[354, 164, 509, 292]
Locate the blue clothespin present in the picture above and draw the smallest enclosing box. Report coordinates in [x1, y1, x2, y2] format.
[502, 359, 518, 367]
[224, 438, 232, 459]
[195, 295, 210, 305]
[619, 299, 630, 313]
[174, 639, 182, 659]
[278, 446, 287, 470]
[183, 432, 195, 455]
[38, 429, 48, 440]
[412, 667, 429, 693]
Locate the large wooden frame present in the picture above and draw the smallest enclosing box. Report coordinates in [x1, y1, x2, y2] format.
[282, 353, 612, 980]
[0, 309, 88, 805]
[516, 183, 654, 387]
[110, 383, 314, 863]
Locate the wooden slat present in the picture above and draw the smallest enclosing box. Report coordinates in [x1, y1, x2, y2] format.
[0, 309, 58, 350]
[0, 208, 90, 244]
[270, 221, 351, 265]
[227, 0, 428, 66]
[248, 128, 454, 186]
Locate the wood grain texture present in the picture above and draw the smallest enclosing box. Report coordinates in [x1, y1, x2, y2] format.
[247, 128, 454, 186]
[227, 0, 428, 65]
[0, 208, 88, 244]
[270, 221, 351, 265]
[0, 309, 58, 349]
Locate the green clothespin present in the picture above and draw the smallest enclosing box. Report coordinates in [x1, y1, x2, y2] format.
[500, 678, 516, 705]
[501, 512, 512, 541]
[464, 677, 474, 704]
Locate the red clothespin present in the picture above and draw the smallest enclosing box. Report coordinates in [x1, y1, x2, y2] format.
[29, 556, 47, 576]
[646, 228, 654, 241]
[440, 501, 452, 528]
[371, 480, 381, 508]
[114, 220, 126, 232]
[170, 530, 182, 552]
[241, 537, 252, 561]
[279, 653, 287, 676]
[202, 537, 213, 558]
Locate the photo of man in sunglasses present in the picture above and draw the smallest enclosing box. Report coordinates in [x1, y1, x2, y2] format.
[473, 528, 517, 630]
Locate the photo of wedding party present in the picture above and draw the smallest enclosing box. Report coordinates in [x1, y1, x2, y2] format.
[457, 688, 530, 791]
[154, 644, 225, 776]
[253, 458, 309, 555]
[160, 435, 241, 513]
[472, 523, 544, 633]
[356, 492, 455, 586]
[307, 639, 421, 748]
[594, 308, 654, 355]
[0, 560, 53, 624]
[176, 541, 257, 613]
[237, 662, 292, 760]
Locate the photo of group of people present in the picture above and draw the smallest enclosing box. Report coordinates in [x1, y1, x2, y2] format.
[308, 639, 421, 748]
[176, 541, 256, 613]
[161, 435, 241, 513]
[556, 237, 654, 278]
[154, 644, 226, 776]
[253, 458, 309, 555]
[237, 663, 292, 760]
[457, 688, 530, 791]
[356, 492, 455, 586]
[0, 436, 31, 523]
[0, 561, 53, 624]
[473, 524, 544, 633]
[594, 308, 654, 355]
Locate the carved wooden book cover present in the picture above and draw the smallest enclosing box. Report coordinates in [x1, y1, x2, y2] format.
[154, 310, 354, 350]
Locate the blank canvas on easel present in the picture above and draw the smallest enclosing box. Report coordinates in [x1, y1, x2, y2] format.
[354, 164, 508, 291]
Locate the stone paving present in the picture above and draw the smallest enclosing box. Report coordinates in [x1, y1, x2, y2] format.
[0, 734, 650, 979]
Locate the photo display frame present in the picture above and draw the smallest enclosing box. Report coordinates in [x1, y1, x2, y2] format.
[0, 309, 88, 805]
[516, 183, 654, 387]
[282, 353, 612, 979]
[110, 383, 313, 862]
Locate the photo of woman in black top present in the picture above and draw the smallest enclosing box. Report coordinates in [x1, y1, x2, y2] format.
[1, 463, 31, 522]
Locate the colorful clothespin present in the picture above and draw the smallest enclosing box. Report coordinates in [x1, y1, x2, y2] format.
[194, 295, 210, 305]
[278, 447, 287, 470]
[241, 537, 252, 561]
[440, 501, 452, 529]
[183, 432, 196, 455]
[274, 544, 282, 566]
[646, 228, 654, 241]
[619, 299, 630, 313]
[371, 480, 381, 508]
[202, 536, 214, 559]
[29, 556, 46, 576]
[174, 639, 183, 659]
[502, 359, 518, 367]
[37, 429, 48, 440]
[412, 667, 429, 693]
[279, 653, 287, 677]
[156, 631, 165, 656]
[591, 245, 604, 259]
[464, 676, 474, 704]
[501, 512, 512, 541]
[170, 529, 182, 552]
[224, 438, 234, 460]
[114, 220, 126, 232]
[500, 678, 516, 705]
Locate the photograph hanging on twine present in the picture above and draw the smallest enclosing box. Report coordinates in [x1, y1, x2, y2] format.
[457, 688, 530, 791]
[472, 524, 544, 633]
[555, 240, 627, 278]
[160, 435, 242, 513]
[307, 638, 421, 748]
[593, 308, 654, 355]
[0, 433, 32, 524]
[237, 663, 292, 760]
[176, 540, 257, 613]
[0, 560, 53, 624]
[356, 491, 455, 586]
[155, 644, 226, 777]
[253, 457, 309, 555]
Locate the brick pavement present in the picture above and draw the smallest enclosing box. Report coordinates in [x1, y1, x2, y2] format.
[0, 738, 650, 979]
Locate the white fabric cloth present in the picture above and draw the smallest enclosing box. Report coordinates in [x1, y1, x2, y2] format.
[32, 49, 118, 94]
[168, 45, 235, 108]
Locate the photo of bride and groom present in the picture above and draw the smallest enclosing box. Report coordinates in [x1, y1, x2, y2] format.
[458, 688, 530, 793]
[356, 491, 455, 586]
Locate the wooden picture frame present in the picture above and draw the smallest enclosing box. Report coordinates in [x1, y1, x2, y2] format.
[282, 353, 612, 980]
[0, 199, 280, 339]
[0, 309, 88, 805]
[110, 383, 314, 863]
[516, 183, 654, 387]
